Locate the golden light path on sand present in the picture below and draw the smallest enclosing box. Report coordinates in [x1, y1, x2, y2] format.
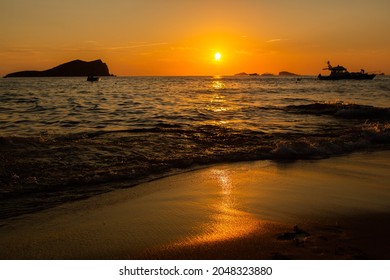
[171, 169, 260, 247]
[0, 151, 389, 259]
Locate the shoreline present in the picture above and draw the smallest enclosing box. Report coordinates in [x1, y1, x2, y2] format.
[0, 151, 389, 259]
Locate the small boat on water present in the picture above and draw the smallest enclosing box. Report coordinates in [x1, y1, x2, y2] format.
[318, 61, 375, 80]
[87, 76, 101, 82]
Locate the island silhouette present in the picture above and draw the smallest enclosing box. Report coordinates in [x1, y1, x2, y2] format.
[235, 71, 300, 77]
[4, 59, 111, 77]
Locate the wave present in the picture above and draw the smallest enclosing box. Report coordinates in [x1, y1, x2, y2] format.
[1, 102, 389, 220]
[285, 102, 390, 120]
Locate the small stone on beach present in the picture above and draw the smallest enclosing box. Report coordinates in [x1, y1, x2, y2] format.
[277, 225, 310, 240]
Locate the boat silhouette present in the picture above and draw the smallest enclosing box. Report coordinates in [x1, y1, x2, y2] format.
[318, 61, 375, 80]
[87, 76, 101, 82]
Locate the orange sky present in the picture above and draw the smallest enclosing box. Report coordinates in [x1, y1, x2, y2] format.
[1, 0, 390, 76]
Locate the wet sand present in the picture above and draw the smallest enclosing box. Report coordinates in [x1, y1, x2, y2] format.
[0, 151, 389, 259]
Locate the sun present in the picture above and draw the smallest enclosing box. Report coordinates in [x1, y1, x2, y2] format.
[214, 52, 222, 61]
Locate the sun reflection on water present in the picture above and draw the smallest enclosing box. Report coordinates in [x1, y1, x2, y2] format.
[172, 168, 259, 247]
[212, 80, 225, 90]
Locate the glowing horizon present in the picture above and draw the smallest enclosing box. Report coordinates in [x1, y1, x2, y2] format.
[1, 0, 390, 76]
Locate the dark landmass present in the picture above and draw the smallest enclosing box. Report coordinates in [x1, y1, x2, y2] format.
[235, 71, 301, 77]
[234, 72, 274, 76]
[279, 71, 300, 76]
[4, 59, 111, 77]
[234, 72, 249, 76]
[234, 72, 259, 76]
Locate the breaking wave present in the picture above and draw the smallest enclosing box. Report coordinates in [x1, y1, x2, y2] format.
[285, 102, 390, 120]
[1, 104, 389, 219]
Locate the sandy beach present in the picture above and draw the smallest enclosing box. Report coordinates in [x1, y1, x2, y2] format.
[0, 151, 389, 260]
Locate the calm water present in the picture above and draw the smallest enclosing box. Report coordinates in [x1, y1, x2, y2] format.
[1, 76, 389, 219]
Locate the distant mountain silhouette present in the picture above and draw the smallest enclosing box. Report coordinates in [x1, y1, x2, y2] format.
[279, 71, 299, 76]
[4, 59, 111, 77]
[235, 71, 301, 77]
[261, 72, 274, 76]
[234, 72, 259, 76]
[234, 72, 249, 76]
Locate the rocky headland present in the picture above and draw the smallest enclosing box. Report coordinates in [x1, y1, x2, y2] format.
[4, 59, 111, 77]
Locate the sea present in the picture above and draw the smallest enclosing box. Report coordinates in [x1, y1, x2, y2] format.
[1, 76, 389, 219]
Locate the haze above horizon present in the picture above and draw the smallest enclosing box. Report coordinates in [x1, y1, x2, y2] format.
[1, 0, 389, 76]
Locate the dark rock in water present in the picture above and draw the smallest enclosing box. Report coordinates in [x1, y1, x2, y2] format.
[4, 59, 111, 77]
